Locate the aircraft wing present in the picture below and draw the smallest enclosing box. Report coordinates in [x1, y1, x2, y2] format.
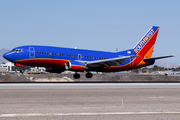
[143, 55, 174, 61]
[86, 55, 138, 68]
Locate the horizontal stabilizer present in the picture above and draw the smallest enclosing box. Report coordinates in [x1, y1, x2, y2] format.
[143, 55, 174, 61]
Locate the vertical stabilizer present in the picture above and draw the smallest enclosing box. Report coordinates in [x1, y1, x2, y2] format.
[133, 26, 159, 58]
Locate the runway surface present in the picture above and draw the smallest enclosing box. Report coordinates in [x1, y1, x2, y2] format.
[1, 83, 180, 89]
[0, 83, 180, 120]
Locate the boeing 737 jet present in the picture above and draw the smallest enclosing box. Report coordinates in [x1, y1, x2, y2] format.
[3, 26, 173, 79]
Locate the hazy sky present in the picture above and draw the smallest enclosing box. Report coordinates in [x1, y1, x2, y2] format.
[0, 0, 179, 63]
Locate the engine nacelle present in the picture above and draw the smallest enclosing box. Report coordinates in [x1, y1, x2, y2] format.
[146, 60, 155, 66]
[65, 61, 86, 72]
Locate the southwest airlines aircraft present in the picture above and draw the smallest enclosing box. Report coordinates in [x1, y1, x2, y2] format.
[3, 26, 173, 79]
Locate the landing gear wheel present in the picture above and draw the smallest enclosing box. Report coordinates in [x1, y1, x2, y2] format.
[20, 69, 24, 74]
[86, 72, 93, 78]
[73, 73, 80, 79]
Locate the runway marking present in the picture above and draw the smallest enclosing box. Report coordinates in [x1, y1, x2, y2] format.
[1, 112, 180, 117]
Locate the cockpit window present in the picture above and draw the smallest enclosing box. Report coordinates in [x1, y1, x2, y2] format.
[11, 49, 22, 53]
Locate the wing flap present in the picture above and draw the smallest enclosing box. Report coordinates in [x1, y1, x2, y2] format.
[87, 55, 138, 68]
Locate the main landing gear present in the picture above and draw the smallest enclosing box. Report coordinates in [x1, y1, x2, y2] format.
[86, 72, 93, 78]
[73, 72, 80, 79]
[73, 72, 93, 79]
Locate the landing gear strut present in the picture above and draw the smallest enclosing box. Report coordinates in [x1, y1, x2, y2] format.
[73, 72, 80, 79]
[20, 69, 24, 74]
[86, 72, 93, 78]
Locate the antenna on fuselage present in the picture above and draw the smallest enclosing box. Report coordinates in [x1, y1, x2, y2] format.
[116, 47, 118, 52]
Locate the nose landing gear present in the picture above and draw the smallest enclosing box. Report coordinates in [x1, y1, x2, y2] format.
[20, 69, 24, 74]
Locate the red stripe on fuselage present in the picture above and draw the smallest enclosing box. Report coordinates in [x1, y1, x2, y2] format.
[70, 65, 86, 72]
[15, 58, 68, 68]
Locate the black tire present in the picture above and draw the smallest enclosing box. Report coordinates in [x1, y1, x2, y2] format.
[20, 69, 24, 74]
[73, 73, 80, 79]
[86, 72, 93, 78]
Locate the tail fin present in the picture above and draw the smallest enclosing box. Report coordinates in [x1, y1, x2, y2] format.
[133, 26, 159, 58]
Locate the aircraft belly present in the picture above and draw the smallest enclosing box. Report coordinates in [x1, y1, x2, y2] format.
[15, 58, 68, 68]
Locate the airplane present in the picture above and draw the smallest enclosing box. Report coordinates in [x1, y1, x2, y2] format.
[3, 26, 174, 79]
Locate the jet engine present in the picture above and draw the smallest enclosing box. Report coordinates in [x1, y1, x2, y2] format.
[145, 60, 155, 66]
[65, 60, 86, 72]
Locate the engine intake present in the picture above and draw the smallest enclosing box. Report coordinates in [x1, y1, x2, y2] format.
[65, 61, 86, 72]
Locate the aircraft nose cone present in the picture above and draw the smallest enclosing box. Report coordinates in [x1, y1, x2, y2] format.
[3, 52, 12, 62]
